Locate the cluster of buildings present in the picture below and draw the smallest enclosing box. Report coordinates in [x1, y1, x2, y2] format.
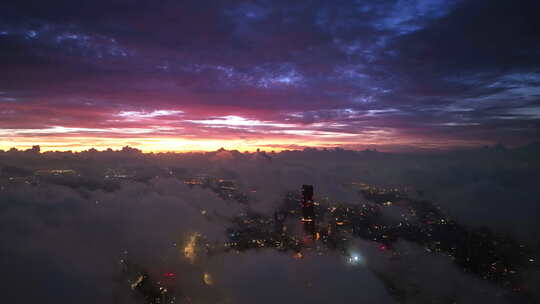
[0, 165, 81, 187]
[183, 175, 248, 203]
[2, 161, 536, 302]
[222, 183, 538, 301]
[120, 258, 177, 304]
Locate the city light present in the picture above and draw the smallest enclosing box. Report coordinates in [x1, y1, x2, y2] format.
[203, 272, 213, 286]
[184, 232, 201, 264]
[347, 253, 365, 266]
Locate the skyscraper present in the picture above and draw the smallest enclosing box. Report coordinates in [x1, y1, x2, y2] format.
[301, 185, 315, 222]
[301, 185, 317, 242]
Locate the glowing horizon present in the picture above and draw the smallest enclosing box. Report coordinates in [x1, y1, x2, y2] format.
[0, 134, 495, 153]
[1, 1, 538, 154]
[0, 108, 499, 153]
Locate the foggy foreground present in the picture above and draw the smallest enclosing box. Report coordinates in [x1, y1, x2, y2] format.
[1, 144, 539, 304]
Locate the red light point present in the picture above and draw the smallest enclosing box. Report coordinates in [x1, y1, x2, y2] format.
[164, 272, 176, 278]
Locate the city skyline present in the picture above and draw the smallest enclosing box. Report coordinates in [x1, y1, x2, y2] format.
[1, 136, 539, 303]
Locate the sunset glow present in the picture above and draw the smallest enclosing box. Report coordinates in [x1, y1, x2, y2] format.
[1, 1, 540, 303]
[0, 109, 493, 152]
[1, 0, 538, 151]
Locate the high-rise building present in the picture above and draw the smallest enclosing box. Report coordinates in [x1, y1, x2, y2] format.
[301, 185, 317, 243]
[301, 185, 315, 222]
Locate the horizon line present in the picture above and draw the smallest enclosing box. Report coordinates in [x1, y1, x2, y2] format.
[0, 142, 534, 155]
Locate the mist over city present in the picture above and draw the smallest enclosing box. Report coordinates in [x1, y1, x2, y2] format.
[1, 0, 540, 303]
[1, 145, 539, 303]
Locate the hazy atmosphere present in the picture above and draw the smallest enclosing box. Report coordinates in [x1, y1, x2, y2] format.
[1, 0, 539, 303]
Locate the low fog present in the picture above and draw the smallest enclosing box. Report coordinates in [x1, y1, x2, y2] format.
[1, 144, 539, 303]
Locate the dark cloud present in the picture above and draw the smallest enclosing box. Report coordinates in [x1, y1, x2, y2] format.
[0, 0, 539, 150]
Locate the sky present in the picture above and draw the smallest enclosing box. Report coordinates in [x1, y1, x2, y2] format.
[1, 0, 539, 152]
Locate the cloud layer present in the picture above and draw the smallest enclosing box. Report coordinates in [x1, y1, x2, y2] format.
[1, 0, 539, 151]
[1, 146, 539, 303]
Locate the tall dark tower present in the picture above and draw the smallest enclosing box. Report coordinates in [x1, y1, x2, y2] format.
[301, 185, 315, 222]
[301, 185, 317, 242]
